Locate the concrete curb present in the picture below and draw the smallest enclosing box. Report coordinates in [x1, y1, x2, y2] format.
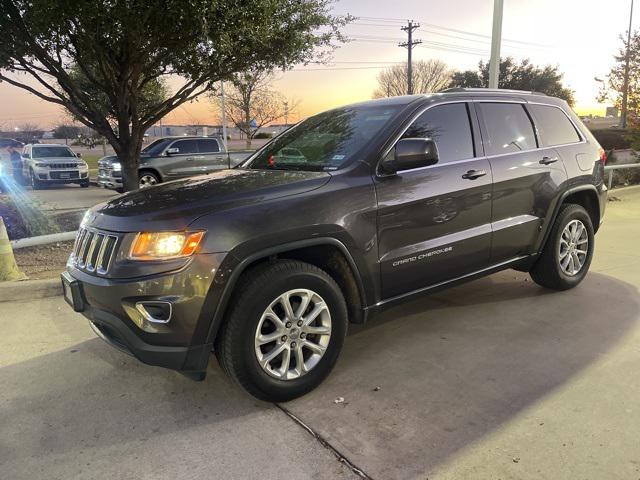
[0, 277, 61, 302]
[11, 231, 78, 250]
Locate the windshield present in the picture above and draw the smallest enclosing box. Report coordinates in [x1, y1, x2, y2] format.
[243, 105, 402, 171]
[32, 146, 75, 158]
[142, 138, 172, 156]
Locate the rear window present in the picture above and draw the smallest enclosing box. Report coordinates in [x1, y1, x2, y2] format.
[32, 146, 75, 158]
[479, 103, 537, 155]
[529, 104, 581, 146]
[197, 139, 220, 153]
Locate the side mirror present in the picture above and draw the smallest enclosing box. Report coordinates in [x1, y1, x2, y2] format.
[75, 152, 82, 158]
[165, 147, 179, 155]
[381, 138, 439, 174]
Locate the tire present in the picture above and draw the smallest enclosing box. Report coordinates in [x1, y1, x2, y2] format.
[80, 179, 90, 188]
[30, 169, 43, 190]
[530, 203, 595, 291]
[215, 260, 348, 402]
[139, 171, 160, 188]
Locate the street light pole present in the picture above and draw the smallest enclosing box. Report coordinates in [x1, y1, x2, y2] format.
[621, 0, 635, 129]
[488, 0, 504, 89]
[220, 81, 228, 151]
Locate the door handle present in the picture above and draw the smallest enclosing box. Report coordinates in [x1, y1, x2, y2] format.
[540, 156, 559, 165]
[461, 169, 487, 180]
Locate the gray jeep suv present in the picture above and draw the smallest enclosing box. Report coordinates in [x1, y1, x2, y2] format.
[62, 89, 607, 401]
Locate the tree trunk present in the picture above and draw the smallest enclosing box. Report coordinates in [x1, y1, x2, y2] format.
[121, 148, 140, 192]
[245, 138, 252, 149]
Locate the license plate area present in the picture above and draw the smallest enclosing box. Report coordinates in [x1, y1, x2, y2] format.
[61, 272, 85, 312]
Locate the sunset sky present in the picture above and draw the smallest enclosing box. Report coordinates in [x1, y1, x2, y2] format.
[0, 0, 636, 129]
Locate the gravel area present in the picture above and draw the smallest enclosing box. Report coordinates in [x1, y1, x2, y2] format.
[13, 241, 74, 280]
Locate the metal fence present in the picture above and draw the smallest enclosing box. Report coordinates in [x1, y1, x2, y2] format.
[604, 163, 640, 189]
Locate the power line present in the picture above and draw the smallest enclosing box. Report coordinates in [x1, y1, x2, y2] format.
[351, 16, 550, 48]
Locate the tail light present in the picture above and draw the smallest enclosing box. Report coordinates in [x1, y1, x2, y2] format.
[599, 148, 607, 165]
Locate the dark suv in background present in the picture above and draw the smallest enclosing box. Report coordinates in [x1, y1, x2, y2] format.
[62, 89, 607, 401]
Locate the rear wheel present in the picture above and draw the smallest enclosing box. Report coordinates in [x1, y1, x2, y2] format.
[139, 171, 160, 188]
[530, 203, 594, 290]
[216, 260, 348, 402]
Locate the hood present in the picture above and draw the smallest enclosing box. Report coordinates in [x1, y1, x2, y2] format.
[87, 168, 331, 232]
[34, 157, 83, 163]
[98, 153, 150, 166]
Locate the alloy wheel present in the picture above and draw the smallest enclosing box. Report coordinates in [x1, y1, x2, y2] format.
[254, 289, 332, 380]
[558, 219, 589, 276]
[139, 174, 158, 188]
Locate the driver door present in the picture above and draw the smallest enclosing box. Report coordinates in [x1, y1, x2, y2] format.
[374, 102, 493, 299]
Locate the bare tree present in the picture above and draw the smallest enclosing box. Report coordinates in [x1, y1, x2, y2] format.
[373, 59, 452, 98]
[17, 122, 44, 141]
[218, 70, 297, 148]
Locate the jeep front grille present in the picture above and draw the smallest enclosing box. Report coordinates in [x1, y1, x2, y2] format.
[50, 163, 78, 169]
[72, 228, 119, 275]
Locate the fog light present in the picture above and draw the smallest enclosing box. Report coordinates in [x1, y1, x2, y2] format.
[136, 301, 172, 324]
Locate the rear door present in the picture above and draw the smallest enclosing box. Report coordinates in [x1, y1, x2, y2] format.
[197, 138, 229, 173]
[163, 139, 201, 178]
[476, 101, 568, 262]
[375, 102, 493, 299]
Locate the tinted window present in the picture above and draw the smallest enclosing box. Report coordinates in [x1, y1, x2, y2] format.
[197, 139, 220, 153]
[245, 105, 401, 171]
[31, 146, 75, 158]
[480, 103, 537, 155]
[171, 139, 198, 154]
[401, 103, 474, 163]
[529, 104, 581, 146]
[142, 138, 172, 156]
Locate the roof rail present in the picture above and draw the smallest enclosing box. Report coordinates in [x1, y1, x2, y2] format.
[442, 87, 548, 96]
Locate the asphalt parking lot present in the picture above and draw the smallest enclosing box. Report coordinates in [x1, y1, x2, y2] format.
[2, 187, 640, 480]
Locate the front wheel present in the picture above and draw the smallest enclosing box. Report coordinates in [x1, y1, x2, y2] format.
[530, 203, 595, 290]
[30, 169, 43, 190]
[215, 260, 348, 402]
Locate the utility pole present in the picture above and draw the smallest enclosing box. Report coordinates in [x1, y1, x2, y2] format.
[399, 21, 422, 95]
[488, 0, 504, 89]
[220, 81, 228, 150]
[284, 101, 289, 127]
[622, 0, 635, 129]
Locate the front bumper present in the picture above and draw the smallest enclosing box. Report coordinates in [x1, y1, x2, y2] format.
[34, 168, 88, 182]
[62, 252, 227, 373]
[97, 168, 123, 189]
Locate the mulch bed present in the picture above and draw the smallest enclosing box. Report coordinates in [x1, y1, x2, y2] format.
[13, 241, 75, 280]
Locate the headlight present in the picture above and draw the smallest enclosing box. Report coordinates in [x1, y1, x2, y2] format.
[129, 231, 205, 260]
[112, 163, 122, 171]
[34, 162, 47, 167]
[79, 162, 88, 169]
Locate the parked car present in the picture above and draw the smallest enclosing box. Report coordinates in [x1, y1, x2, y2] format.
[97, 136, 233, 191]
[0, 138, 24, 149]
[62, 89, 607, 401]
[21, 144, 89, 189]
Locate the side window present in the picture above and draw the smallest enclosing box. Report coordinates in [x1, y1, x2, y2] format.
[171, 139, 198, 154]
[528, 104, 581, 146]
[197, 139, 220, 153]
[479, 103, 537, 155]
[401, 103, 474, 163]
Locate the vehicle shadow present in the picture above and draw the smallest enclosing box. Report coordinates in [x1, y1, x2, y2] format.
[0, 332, 289, 479]
[285, 270, 640, 479]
